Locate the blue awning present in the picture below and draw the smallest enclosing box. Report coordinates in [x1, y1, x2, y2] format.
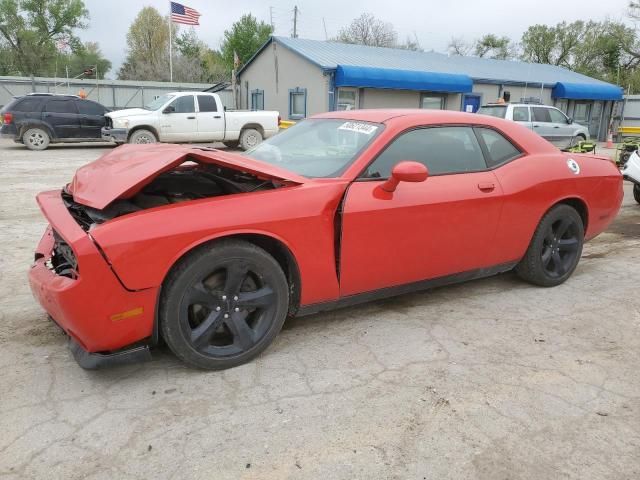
[335, 65, 473, 93]
[552, 82, 623, 101]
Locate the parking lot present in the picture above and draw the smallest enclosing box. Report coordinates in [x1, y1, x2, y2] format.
[0, 138, 639, 479]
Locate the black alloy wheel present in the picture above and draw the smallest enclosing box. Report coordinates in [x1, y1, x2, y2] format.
[540, 217, 581, 279]
[516, 204, 584, 287]
[160, 241, 289, 370]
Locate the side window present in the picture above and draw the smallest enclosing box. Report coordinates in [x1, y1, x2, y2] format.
[197, 95, 217, 112]
[168, 95, 195, 113]
[364, 126, 486, 178]
[13, 97, 43, 112]
[512, 107, 529, 122]
[76, 100, 105, 115]
[532, 107, 552, 123]
[549, 108, 568, 124]
[475, 128, 522, 168]
[45, 99, 78, 114]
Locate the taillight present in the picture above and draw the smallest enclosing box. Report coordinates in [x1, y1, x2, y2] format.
[2, 112, 12, 124]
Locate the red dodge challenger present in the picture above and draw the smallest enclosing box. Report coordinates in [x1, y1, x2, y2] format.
[29, 110, 623, 369]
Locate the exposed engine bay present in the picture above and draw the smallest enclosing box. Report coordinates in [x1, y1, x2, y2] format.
[63, 161, 282, 230]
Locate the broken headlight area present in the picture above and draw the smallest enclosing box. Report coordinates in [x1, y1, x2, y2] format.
[46, 230, 78, 279]
[62, 162, 281, 231]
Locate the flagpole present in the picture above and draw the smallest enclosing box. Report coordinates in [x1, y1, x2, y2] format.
[168, 1, 173, 82]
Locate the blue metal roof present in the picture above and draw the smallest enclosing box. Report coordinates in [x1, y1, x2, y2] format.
[336, 65, 472, 93]
[245, 37, 621, 99]
[552, 82, 623, 101]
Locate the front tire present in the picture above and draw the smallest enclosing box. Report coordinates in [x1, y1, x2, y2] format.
[129, 129, 157, 144]
[634, 184, 640, 204]
[23, 128, 50, 151]
[160, 240, 289, 370]
[516, 204, 584, 287]
[239, 128, 263, 150]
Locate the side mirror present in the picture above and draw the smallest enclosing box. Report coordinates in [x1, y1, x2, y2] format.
[381, 161, 429, 193]
[163, 105, 175, 114]
[567, 117, 573, 124]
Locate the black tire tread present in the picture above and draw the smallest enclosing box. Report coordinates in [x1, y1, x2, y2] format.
[515, 204, 584, 287]
[159, 239, 289, 370]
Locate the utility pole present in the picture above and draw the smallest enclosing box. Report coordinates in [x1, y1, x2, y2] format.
[323, 17, 328, 40]
[270, 6, 274, 30]
[292, 6, 298, 38]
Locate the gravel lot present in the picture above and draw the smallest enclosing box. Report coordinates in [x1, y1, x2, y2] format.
[1, 138, 639, 480]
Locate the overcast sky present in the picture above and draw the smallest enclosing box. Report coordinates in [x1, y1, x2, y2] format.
[80, 0, 631, 78]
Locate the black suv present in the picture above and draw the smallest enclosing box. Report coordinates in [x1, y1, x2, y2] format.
[0, 93, 110, 150]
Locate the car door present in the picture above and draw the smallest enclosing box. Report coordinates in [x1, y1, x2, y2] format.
[548, 107, 574, 148]
[75, 100, 107, 138]
[339, 126, 504, 296]
[160, 95, 197, 141]
[43, 99, 82, 139]
[195, 95, 224, 141]
[530, 106, 556, 145]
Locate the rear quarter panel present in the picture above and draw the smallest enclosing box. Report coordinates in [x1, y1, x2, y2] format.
[90, 180, 349, 305]
[224, 111, 280, 139]
[489, 152, 622, 265]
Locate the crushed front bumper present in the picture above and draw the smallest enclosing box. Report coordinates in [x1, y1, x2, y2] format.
[101, 127, 128, 143]
[28, 190, 158, 368]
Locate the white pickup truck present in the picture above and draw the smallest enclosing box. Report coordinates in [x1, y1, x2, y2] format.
[101, 92, 280, 150]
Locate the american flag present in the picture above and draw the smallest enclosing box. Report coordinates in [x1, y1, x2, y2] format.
[170, 2, 201, 25]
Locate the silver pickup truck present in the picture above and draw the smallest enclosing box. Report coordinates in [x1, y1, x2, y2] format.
[478, 102, 590, 149]
[102, 92, 280, 150]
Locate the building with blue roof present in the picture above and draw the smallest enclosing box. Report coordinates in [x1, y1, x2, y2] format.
[238, 36, 623, 141]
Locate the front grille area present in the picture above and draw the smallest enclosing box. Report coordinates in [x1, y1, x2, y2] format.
[50, 230, 78, 279]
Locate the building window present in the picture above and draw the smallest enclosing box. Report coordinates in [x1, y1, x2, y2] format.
[289, 87, 307, 119]
[251, 89, 264, 110]
[337, 88, 357, 110]
[420, 94, 446, 110]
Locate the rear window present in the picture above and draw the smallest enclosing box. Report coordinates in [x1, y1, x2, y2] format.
[9, 97, 43, 112]
[478, 106, 507, 119]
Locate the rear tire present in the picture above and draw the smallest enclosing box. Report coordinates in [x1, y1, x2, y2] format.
[160, 240, 289, 370]
[515, 204, 584, 287]
[129, 129, 157, 144]
[634, 184, 640, 204]
[23, 128, 50, 151]
[239, 128, 263, 150]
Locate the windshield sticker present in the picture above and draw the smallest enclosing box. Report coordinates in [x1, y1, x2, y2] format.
[338, 122, 378, 135]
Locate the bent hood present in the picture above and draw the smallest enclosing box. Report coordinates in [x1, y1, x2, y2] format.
[106, 108, 150, 119]
[69, 144, 307, 209]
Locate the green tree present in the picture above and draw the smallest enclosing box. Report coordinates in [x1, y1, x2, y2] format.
[61, 41, 111, 79]
[335, 13, 397, 48]
[118, 6, 172, 80]
[473, 34, 514, 60]
[0, 0, 88, 75]
[220, 14, 272, 71]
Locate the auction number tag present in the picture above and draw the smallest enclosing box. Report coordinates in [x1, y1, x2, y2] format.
[566, 158, 580, 175]
[338, 122, 378, 135]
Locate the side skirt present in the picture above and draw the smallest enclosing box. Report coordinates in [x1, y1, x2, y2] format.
[296, 261, 518, 317]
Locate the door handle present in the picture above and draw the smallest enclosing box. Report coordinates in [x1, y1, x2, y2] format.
[533, 124, 539, 128]
[478, 182, 495, 192]
[553, 126, 560, 128]
[187, 116, 196, 119]
[213, 115, 221, 119]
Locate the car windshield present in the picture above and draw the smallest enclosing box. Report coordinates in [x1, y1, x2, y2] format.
[145, 94, 175, 110]
[478, 105, 507, 118]
[245, 119, 382, 178]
